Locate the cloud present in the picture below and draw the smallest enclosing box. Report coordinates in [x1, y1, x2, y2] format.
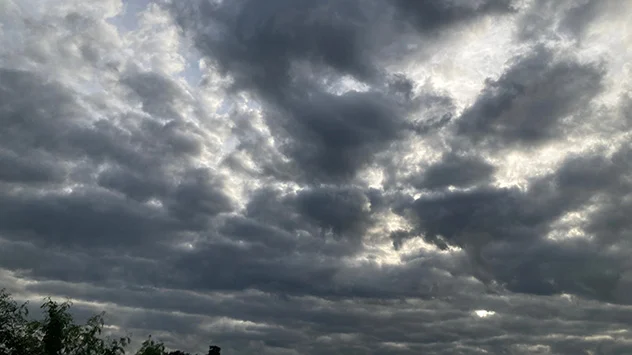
[456, 47, 605, 147]
[169, 0, 468, 182]
[412, 153, 496, 189]
[392, 0, 516, 34]
[1, 0, 631, 354]
[518, 0, 619, 42]
[395, 148, 632, 302]
[294, 186, 373, 239]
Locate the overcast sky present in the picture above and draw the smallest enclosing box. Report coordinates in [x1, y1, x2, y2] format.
[1, 0, 632, 354]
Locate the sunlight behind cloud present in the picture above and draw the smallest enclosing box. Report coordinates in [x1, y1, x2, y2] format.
[473, 310, 496, 318]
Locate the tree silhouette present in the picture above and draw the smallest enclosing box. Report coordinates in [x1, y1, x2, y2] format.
[1, 289, 41, 355]
[136, 336, 166, 355]
[42, 299, 71, 355]
[0, 289, 219, 355]
[167, 351, 191, 355]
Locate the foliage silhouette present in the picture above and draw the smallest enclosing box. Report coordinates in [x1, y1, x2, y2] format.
[0, 289, 219, 355]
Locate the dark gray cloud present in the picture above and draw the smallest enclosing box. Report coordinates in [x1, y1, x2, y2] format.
[518, 0, 618, 42]
[171, 0, 379, 90]
[0, 148, 66, 184]
[122, 71, 190, 120]
[167, 168, 234, 228]
[294, 186, 373, 239]
[413, 153, 496, 189]
[487, 237, 622, 301]
[557, 0, 602, 38]
[395, 149, 632, 302]
[0, 68, 80, 156]
[0, 186, 176, 248]
[0, 66, 231, 249]
[392, 0, 516, 34]
[456, 47, 605, 146]
[170, 0, 472, 182]
[1, 0, 631, 354]
[242, 187, 370, 247]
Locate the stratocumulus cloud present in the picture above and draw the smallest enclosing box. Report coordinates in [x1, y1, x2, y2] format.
[1, 0, 632, 354]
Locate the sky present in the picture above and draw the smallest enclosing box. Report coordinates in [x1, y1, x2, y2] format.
[1, 0, 632, 354]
